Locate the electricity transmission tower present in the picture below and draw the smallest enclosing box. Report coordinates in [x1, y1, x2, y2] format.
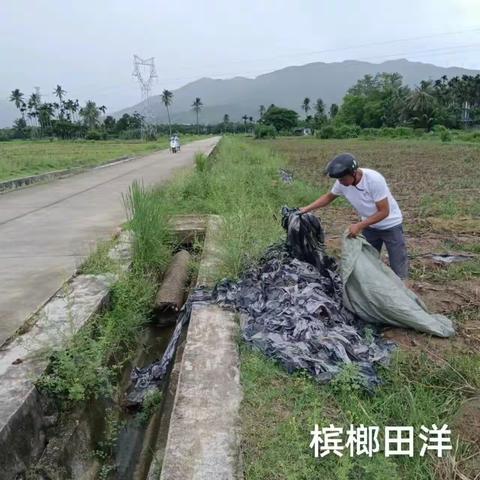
[132, 55, 157, 101]
[132, 55, 158, 136]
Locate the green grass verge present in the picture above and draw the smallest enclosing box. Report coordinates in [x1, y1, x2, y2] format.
[241, 339, 480, 480]
[0, 135, 205, 181]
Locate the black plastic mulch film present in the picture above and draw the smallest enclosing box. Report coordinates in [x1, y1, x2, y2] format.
[128, 208, 395, 406]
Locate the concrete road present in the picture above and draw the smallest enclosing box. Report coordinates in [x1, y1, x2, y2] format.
[0, 136, 220, 346]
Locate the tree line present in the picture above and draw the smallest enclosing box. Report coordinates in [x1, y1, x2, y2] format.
[5, 72, 480, 141]
[8, 85, 107, 139]
[252, 73, 480, 136]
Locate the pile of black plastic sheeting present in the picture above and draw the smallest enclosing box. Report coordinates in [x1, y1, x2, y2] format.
[213, 207, 395, 388]
[127, 208, 395, 406]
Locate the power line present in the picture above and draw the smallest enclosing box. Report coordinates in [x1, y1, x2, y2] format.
[29, 28, 480, 101]
[154, 26, 480, 75]
[152, 42, 480, 86]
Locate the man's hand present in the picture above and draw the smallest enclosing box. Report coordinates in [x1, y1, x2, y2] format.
[348, 222, 365, 238]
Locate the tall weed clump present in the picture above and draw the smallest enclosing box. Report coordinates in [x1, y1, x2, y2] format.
[128, 137, 319, 279]
[124, 181, 174, 275]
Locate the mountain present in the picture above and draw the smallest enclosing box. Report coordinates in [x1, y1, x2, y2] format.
[114, 59, 480, 124]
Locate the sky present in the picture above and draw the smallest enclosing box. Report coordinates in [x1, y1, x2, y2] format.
[1, 0, 480, 114]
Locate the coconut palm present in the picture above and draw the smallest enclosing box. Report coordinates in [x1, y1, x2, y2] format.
[38, 103, 54, 131]
[63, 99, 74, 121]
[53, 85, 67, 119]
[223, 114, 230, 133]
[301, 97, 311, 118]
[242, 114, 248, 134]
[192, 97, 203, 134]
[161, 89, 174, 136]
[27, 92, 41, 125]
[53, 84, 66, 102]
[259, 105, 265, 119]
[9, 89, 26, 118]
[407, 81, 436, 130]
[329, 103, 339, 119]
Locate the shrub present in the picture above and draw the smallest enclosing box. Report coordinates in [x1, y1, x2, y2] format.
[361, 128, 380, 138]
[394, 126, 414, 137]
[457, 130, 480, 142]
[434, 125, 452, 142]
[118, 128, 142, 140]
[379, 127, 395, 137]
[0, 129, 14, 141]
[317, 125, 336, 139]
[336, 124, 360, 138]
[254, 124, 276, 139]
[85, 129, 106, 140]
[194, 153, 209, 172]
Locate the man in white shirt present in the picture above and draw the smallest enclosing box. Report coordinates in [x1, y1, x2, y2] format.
[300, 153, 408, 279]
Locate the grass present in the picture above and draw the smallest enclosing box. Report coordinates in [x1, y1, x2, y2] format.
[126, 136, 319, 280]
[238, 136, 480, 479]
[241, 343, 480, 480]
[37, 135, 479, 478]
[37, 135, 317, 405]
[77, 239, 121, 275]
[121, 136, 480, 479]
[0, 135, 205, 181]
[37, 271, 157, 405]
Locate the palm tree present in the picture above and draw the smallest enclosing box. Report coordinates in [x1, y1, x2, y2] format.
[301, 97, 311, 118]
[314, 98, 325, 117]
[53, 84, 66, 102]
[99, 105, 107, 116]
[73, 99, 80, 122]
[329, 103, 339, 119]
[407, 81, 435, 114]
[38, 103, 54, 131]
[27, 92, 41, 126]
[53, 85, 67, 119]
[192, 97, 203, 134]
[161, 89, 174, 136]
[242, 114, 248, 134]
[80, 100, 100, 129]
[407, 81, 436, 131]
[63, 99, 74, 121]
[259, 105, 265, 119]
[223, 114, 230, 133]
[9, 89, 26, 118]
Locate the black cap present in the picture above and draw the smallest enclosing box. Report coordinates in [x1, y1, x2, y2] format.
[325, 153, 359, 178]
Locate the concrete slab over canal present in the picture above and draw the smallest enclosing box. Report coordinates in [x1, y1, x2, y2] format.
[159, 215, 243, 480]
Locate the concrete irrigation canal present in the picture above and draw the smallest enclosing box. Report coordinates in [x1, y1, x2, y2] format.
[0, 214, 242, 479]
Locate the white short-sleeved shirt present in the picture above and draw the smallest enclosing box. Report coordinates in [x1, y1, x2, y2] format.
[331, 168, 402, 230]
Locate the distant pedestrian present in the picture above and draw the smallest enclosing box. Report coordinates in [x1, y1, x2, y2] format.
[300, 153, 408, 280]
